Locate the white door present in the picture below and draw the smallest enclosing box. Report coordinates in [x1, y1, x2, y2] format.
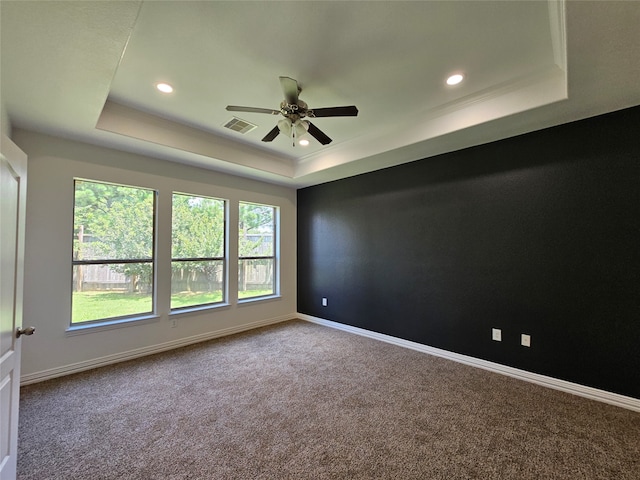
[0, 134, 29, 480]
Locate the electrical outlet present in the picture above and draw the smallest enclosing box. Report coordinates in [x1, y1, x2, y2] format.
[492, 328, 502, 341]
[322, 297, 328, 307]
[521, 334, 531, 347]
[170, 319, 178, 328]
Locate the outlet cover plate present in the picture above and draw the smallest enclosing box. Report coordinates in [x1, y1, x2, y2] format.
[492, 328, 502, 341]
[521, 334, 531, 347]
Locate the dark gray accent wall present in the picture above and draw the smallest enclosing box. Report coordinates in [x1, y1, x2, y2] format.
[297, 106, 640, 399]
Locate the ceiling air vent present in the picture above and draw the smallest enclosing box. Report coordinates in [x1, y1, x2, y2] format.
[223, 117, 257, 134]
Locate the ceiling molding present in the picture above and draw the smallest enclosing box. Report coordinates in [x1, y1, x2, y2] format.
[294, 65, 567, 180]
[548, 0, 568, 71]
[96, 101, 295, 179]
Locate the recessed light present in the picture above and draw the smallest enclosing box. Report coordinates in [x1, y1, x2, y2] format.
[156, 83, 174, 93]
[446, 74, 464, 86]
[299, 139, 310, 146]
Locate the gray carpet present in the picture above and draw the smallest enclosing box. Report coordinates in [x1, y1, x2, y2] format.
[18, 320, 640, 479]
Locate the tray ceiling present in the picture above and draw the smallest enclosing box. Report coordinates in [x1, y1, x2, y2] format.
[2, 1, 639, 187]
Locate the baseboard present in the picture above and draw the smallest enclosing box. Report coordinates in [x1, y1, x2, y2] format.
[20, 314, 296, 385]
[298, 313, 640, 413]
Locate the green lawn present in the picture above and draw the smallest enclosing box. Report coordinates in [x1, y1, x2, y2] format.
[170, 291, 223, 309]
[72, 289, 274, 323]
[72, 291, 153, 323]
[238, 289, 273, 300]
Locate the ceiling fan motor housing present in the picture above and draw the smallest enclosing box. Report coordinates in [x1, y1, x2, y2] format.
[281, 100, 309, 119]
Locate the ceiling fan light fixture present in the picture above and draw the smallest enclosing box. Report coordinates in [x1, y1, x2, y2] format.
[446, 74, 464, 86]
[156, 82, 174, 93]
[277, 118, 291, 136]
[295, 119, 309, 135]
[277, 119, 308, 138]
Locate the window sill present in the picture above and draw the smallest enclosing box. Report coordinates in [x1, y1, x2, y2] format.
[66, 314, 160, 336]
[238, 294, 281, 306]
[170, 302, 230, 317]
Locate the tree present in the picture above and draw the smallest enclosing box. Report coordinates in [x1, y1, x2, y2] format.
[239, 202, 274, 256]
[239, 203, 275, 293]
[74, 181, 154, 293]
[171, 194, 225, 293]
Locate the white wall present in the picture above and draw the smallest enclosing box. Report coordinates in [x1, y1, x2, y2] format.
[14, 129, 297, 381]
[1, 100, 11, 137]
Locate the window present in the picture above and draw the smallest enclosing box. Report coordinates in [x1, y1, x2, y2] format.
[171, 193, 226, 310]
[72, 180, 155, 324]
[238, 202, 277, 299]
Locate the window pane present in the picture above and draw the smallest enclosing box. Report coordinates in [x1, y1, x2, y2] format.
[74, 181, 154, 261]
[171, 260, 224, 309]
[239, 202, 274, 258]
[238, 258, 274, 298]
[72, 179, 155, 324]
[72, 263, 153, 323]
[239, 202, 276, 300]
[171, 193, 226, 309]
[172, 194, 225, 259]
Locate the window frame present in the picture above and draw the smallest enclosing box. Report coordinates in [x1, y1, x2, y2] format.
[70, 178, 157, 327]
[170, 192, 228, 312]
[238, 201, 279, 301]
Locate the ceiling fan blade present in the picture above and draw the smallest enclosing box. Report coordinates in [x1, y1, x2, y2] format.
[261, 125, 280, 142]
[279, 76, 300, 105]
[226, 105, 280, 115]
[306, 122, 332, 145]
[308, 106, 359, 117]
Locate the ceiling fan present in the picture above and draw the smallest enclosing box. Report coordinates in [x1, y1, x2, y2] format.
[226, 76, 358, 146]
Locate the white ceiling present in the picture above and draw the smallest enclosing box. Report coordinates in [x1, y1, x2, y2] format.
[2, 1, 639, 188]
